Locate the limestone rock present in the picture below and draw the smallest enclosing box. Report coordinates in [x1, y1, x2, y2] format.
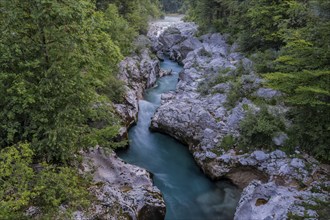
[115, 49, 160, 126]
[234, 181, 325, 220]
[178, 37, 203, 59]
[149, 19, 198, 62]
[78, 148, 166, 220]
[272, 133, 288, 146]
[252, 151, 269, 162]
[148, 18, 329, 220]
[158, 27, 184, 52]
[290, 158, 305, 169]
[255, 88, 282, 100]
[25, 206, 41, 218]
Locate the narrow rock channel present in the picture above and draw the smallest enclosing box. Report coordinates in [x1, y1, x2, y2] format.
[117, 57, 240, 220]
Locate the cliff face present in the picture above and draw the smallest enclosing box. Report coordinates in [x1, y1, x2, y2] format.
[114, 37, 162, 128]
[149, 19, 329, 220]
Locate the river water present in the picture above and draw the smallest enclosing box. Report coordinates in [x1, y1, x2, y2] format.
[118, 59, 240, 220]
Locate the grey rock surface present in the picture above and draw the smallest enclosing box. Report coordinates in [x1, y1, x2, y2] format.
[149, 17, 198, 63]
[114, 48, 161, 127]
[255, 88, 282, 100]
[150, 23, 258, 183]
[234, 180, 326, 220]
[272, 133, 288, 146]
[77, 148, 165, 220]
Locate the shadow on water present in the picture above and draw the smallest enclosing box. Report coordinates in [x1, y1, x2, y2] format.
[117, 58, 240, 220]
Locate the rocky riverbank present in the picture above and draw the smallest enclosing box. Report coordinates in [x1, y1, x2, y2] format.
[77, 36, 168, 219]
[114, 35, 171, 129]
[75, 148, 165, 220]
[149, 17, 329, 219]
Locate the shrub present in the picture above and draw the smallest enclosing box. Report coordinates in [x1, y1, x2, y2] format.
[225, 79, 244, 109]
[238, 107, 285, 150]
[0, 143, 35, 219]
[34, 165, 91, 218]
[219, 135, 236, 151]
[250, 49, 279, 74]
[197, 68, 232, 95]
[285, 107, 330, 162]
[0, 143, 91, 219]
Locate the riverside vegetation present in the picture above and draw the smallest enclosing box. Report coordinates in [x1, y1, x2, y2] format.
[0, 0, 162, 218]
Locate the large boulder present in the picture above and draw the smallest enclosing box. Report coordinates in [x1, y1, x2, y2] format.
[149, 18, 198, 62]
[199, 33, 228, 58]
[158, 27, 185, 52]
[254, 88, 282, 100]
[77, 148, 166, 220]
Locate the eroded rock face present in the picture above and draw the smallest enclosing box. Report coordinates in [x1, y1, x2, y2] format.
[114, 47, 161, 127]
[77, 148, 166, 220]
[204, 149, 320, 188]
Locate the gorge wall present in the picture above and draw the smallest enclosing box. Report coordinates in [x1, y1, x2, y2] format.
[148, 17, 329, 220]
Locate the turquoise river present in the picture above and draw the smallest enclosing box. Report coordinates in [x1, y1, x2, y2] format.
[118, 58, 240, 220]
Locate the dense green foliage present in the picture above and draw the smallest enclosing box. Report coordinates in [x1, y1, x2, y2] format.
[185, 0, 312, 50]
[239, 107, 286, 151]
[218, 106, 286, 153]
[0, 0, 130, 163]
[0, 0, 160, 217]
[265, 69, 330, 161]
[159, 0, 183, 13]
[96, 0, 161, 34]
[0, 143, 90, 219]
[185, 0, 330, 161]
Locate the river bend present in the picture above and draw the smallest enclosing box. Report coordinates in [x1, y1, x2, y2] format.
[118, 58, 240, 220]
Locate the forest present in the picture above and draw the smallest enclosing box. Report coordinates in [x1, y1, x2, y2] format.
[0, 0, 329, 218]
[0, 0, 161, 218]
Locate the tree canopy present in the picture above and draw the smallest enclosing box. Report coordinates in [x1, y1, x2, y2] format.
[0, 0, 160, 216]
[96, 0, 162, 33]
[0, 0, 128, 163]
[159, 0, 184, 13]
